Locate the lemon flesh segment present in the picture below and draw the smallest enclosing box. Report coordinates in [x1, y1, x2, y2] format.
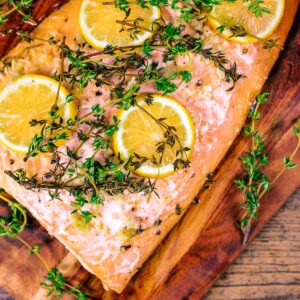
[113, 94, 195, 178]
[79, 0, 160, 49]
[0, 74, 76, 154]
[208, 0, 285, 43]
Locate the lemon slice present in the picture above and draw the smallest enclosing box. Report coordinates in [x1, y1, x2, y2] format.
[208, 0, 284, 43]
[0, 74, 76, 154]
[113, 94, 195, 178]
[79, 0, 160, 49]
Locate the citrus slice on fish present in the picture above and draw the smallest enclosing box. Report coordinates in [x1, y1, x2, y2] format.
[208, 0, 285, 43]
[113, 94, 195, 178]
[79, 0, 160, 49]
[0, 74, 76, 154]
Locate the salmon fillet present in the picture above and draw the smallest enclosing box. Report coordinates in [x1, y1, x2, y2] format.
[0, 0, 297, 293]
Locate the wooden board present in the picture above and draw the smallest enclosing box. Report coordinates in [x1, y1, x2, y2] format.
[0, 2, 299, 299]
[205, 189, 300, 300]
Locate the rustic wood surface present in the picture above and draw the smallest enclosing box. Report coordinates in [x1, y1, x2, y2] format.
[204, 188, 300, 300]
[0, 0, 68, 57]
[0, 1, 299, 300]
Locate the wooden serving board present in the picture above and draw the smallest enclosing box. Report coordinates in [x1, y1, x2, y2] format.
[0, 2, 299, 299]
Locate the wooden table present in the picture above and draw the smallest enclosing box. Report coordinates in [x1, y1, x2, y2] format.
[205, 188, 300, 300]
[1, 188, 299, 299]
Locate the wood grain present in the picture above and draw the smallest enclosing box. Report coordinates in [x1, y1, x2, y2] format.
[0, 0, 68, 57]
[0, 1, 299, 300]
[0, 203, 67, 299]
[204, 189, 300, 300]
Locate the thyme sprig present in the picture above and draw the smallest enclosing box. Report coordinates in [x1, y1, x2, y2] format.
[0, 192, 89, 299]
[41, 268, 88, 299]
[137, 101, 191, 171]
[60, 41, 193, 96]
[114, 0, 243, 13]
[236, 93, 300, 244]
[0, 192, 27, 236]
[216, 20, 283, 50]
[117, 17, 242, 89]
[0, 0, 36, 27]
[14, 11, 242, 90]
[243, 0, 271, 17]
[145, 0, 280, 50]
[114, 0, 271, 19]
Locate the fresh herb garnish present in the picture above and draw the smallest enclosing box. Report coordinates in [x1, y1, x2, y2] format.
[236, 93, 300, 244]
[0, 0, 36, 27]
[0, 192, 27, 236]
[226, 23, 283, 50]
[243, 0, 271, 17]
[41, 268, 88, 299]
[0, 192, 89, 299]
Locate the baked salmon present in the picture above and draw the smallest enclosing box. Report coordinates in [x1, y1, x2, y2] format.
[0, 0, 297, 293]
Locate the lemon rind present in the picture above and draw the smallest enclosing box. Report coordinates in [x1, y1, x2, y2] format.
[113, 94, 196, 178]
[0, 74, 76, 155]
[208, 0, 285, 44]
[79, 0, 160, 50]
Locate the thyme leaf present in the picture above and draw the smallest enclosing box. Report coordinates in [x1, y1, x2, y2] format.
[0, 0, 36, 27]
[0, 193, 89, 299]
[236, 93, 300, 244]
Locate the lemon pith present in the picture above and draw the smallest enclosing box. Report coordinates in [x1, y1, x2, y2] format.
[113, 94, 195, 178]
[79, 0, 160, 50]
[208, 0, 285, 44]
[0, 74, 76, 154]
